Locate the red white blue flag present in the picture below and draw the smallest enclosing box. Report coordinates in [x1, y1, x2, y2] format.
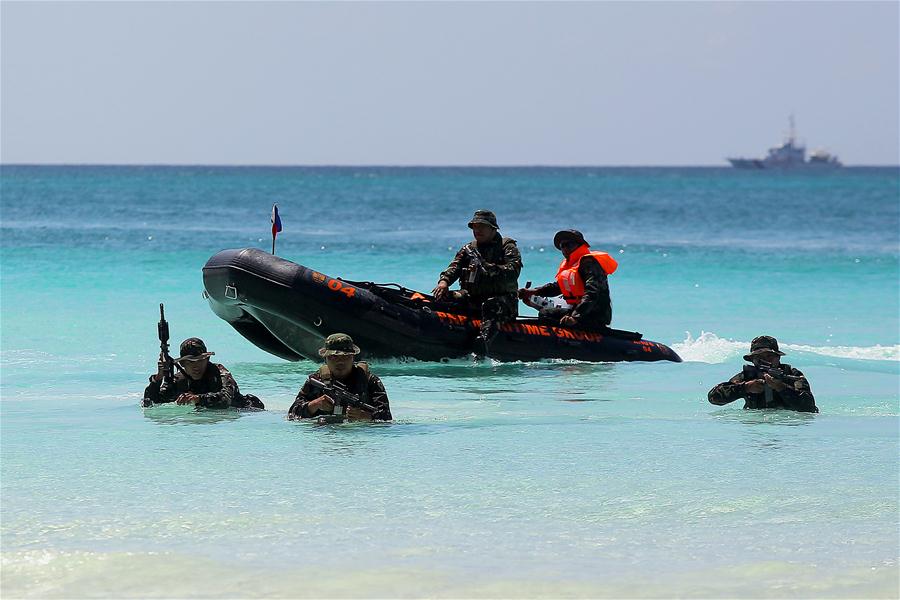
[270, 204, 283, 254]
[271, 203, 283, 237]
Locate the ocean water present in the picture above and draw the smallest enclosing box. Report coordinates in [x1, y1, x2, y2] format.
[1, 165, 898, 598]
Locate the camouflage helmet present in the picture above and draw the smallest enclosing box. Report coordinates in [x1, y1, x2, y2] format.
[743, 335, 786, 361]
[468, 210, 498, 230]
[175, 337, 215, 363]
[318, 333, 361, 357]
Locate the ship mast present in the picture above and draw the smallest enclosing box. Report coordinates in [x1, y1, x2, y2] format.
[788, 114, 796, 145]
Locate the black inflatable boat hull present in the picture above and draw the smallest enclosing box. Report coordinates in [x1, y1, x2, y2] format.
[202, 248, 682, 363]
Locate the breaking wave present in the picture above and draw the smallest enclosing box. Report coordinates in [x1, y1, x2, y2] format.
[673, 331, 900, 364]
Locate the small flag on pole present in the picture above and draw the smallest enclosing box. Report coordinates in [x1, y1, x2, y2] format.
[271, 203, 282, 254]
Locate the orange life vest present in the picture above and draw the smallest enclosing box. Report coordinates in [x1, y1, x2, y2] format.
[555, 244, 617, 305]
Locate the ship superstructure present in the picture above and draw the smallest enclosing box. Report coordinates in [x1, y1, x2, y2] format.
[727, 116, 841, 169]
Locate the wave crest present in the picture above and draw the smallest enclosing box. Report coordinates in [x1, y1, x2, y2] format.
[673, 332, 899, 363]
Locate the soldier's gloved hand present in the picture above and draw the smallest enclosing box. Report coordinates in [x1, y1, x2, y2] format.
[763, 373, 787, 392]
[744, 379, 766, 394]
[518, 288, 535, 300]
[432, 280, 449, 301]
[346, 406, 374, 421]
[176, 392, 200, 405]
[309, 394, 335, 414]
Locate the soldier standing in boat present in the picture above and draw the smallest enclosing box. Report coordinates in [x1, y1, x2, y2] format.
[518, 229, 617, 331]
[432, 210, 522, 352]
[143, 337, 264, 409]
[288, 333, 392, 422]
[708, 335, 818, 413]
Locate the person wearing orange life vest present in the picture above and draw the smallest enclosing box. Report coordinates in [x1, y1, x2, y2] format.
[518, 230, 617, 330]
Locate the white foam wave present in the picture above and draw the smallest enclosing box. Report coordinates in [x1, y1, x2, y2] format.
[672, 332, 747, 363]
[673, 332, 900, 363]
[783, 343, 900, 362]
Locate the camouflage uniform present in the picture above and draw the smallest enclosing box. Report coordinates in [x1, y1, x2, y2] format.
[439, 210, 522, 339]
[142, 337, 264, 409]
[288, 362, 392, 421]
[707, 336, 818, 413]
[287, 334, 391, 421]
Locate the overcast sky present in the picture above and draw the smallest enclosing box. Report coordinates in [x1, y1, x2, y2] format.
[2, 1, 897, 165]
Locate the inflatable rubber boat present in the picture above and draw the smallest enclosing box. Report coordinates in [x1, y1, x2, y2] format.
[202, 248, 682, 363]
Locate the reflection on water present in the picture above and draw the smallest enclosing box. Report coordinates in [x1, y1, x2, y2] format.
[286, 418, 393, 453]
[711, 408, 816, 451]
[711, 408, 816, 428]
[141, 404, 248, 426]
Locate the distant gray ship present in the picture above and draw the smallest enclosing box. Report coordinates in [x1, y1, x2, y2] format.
[727, 116, 841, 169]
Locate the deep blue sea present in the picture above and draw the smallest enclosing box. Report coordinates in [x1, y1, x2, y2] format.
[2, 166, 898, 598]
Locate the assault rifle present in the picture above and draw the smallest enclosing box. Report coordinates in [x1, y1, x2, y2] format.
[157, 304, 185, 378]
[745, 361, 803, 385]
[157, 304, 175, 379]
[462, 245, 487, 284]
[144, 303, 183, 407]
[743, 361, 801, 407]
[756, 361, 803, 384]
[305, 376, 380, 424]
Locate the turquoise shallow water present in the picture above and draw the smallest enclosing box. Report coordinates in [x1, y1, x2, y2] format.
[1, 166, 898, 598]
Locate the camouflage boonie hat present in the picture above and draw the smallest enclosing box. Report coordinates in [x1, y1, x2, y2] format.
[175, 337, 215, 363]
[468, 210, 498, 230]
[553, 229, 588, 250]
[318, 333, 361, 357]
[743, 335, 786, 361]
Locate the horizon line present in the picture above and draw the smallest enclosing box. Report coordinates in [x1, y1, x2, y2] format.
[2, 162, 898, 169]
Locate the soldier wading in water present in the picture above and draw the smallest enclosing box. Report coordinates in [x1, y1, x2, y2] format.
[708, 335, 818, 413]
[288, 333, 392, 423]
[143, 337, 264, 409]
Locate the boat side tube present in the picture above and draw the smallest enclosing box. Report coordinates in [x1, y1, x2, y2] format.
[203, 248, 682, 363]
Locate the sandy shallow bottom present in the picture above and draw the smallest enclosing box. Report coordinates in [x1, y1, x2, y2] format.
[3, 550, 898, 599]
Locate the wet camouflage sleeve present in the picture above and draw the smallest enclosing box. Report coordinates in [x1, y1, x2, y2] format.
[776, 366, 817, 412]
[194, 364, 238, 409]
[143, 372, 191, 405]
[708, 367, 817, 413]
[367, 373, 392, 421]
[707, 371, 748, 406]
[143, 375, 175, 406]
[570, 257, 611, 324]
[288, 377, 321, 419]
